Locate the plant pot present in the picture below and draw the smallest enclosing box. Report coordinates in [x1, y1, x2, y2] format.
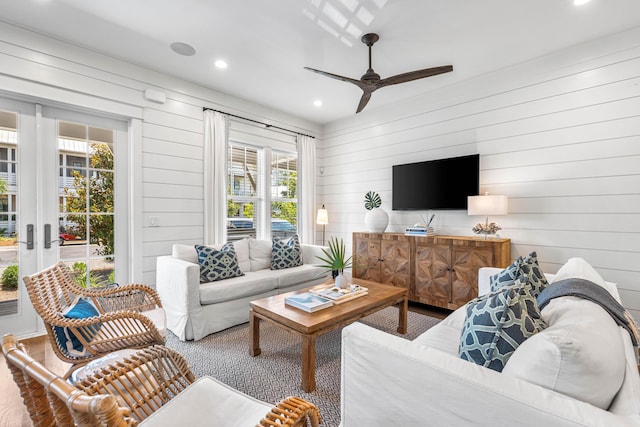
[365, 208, 389, 233]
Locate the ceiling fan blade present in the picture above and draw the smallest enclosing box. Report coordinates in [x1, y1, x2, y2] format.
[355, 89, 374, 114]
[377, 65, 453, 88]
[304, 67, 366, 89]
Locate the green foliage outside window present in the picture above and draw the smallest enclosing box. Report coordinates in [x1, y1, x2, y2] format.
[64, 143, 114, 256]
[1, 265, 18, 290]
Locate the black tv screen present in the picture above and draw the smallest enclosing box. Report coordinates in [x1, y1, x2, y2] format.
[392, 154, 479, 210]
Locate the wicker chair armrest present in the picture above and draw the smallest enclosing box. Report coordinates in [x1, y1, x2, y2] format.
[83, 284, 163, 313]
[51, 309, 157, 328]
[52, 310, 165, 356]
[75, 345, 196, 423]
[258, 396, 321, 427]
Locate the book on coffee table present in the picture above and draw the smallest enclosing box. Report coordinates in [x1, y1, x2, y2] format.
[309, 285, 368, 304]
[284, 293, 333, 313]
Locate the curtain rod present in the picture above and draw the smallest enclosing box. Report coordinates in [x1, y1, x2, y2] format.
[203, 107, 315, 139]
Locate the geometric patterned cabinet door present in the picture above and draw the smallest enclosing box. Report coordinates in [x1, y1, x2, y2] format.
[450, 245, 494, 307]
[413, 235, 510, 310]
[352, 233, 410, 291]
[353, 232, 383, 283]
[413, 241, 452, 308]
[380, 235, 411, 289]
[355, 233, 510, 310]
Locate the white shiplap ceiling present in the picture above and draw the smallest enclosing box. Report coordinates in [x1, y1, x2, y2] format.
[2, 0, 640, 125]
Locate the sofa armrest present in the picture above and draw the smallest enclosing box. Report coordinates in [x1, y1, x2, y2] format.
[341, 322, 639, 427]
[155, 256, 201, 340]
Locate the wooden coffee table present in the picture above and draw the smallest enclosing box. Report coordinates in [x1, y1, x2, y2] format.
[249, 278, 408, 392]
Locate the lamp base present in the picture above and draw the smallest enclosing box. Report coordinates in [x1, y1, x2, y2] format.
[472, 222, 502, 240]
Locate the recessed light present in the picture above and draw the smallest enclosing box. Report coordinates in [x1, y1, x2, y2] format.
[573, 0, 591, 5]
[215, 60, 228, 69]
[170, 42, 196, 56]
[313, 100, 323, 107]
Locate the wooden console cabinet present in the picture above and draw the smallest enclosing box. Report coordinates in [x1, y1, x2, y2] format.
[353, 233, 510, 310]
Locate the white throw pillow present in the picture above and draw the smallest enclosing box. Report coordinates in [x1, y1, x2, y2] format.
[502, 295, 626, 409]
[233, 238, 250, 273]
[249, 238, 272, 271]
[551, 257, 619, 301]
[172, 244, 198, 264]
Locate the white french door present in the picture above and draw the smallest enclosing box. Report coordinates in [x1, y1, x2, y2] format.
[0, 98, 128, 338]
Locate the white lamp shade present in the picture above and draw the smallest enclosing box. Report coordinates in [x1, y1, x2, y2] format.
[316, 206, 328, 225]
[467, 194, 508, 216]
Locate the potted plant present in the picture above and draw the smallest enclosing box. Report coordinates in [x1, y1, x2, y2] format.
[364, 190, 389, 233]
[316, 236, 352, 287]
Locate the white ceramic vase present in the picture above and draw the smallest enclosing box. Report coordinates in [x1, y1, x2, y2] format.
[365, 208, 389, 233]
[334, 273, 347, 289]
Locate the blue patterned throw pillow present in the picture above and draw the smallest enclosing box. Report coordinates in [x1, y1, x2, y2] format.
[53, 298, 102, 358]
[489, 256, 523, 293]
[459, 276, 546, 372]
[519, 251, 548, 298]
[271, 234, 302, 270]
[489, 251, 548, 298]
[196, 242, 244, 283]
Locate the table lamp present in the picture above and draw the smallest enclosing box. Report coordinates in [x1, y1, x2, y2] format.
[316, 204, 328, 245]
[467, 193, 508, 239]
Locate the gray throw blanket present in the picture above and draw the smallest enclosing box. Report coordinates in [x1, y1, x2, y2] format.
[537, 278, 640, 347]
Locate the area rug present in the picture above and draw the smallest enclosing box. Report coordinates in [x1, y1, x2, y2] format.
[165, 307, 440, 427]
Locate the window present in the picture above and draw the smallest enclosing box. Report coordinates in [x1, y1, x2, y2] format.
[271, 151, 297, 239]
[225, 122, 299, 242]
[227, 144, 259, 240]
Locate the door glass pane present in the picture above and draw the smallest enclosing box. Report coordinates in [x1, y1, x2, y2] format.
[0, 111, 18, 315]
[271, 151, 297, 239]
[58, 121, 115, 288]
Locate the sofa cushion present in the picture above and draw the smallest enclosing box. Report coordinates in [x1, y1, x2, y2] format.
[232, 238, 251, 273]
[459, 277, 546, 372]
[271, 234, 302, 270]
[502, 295, 626, 410]
[414, 307, 467, 355]
[199, 270, 278, 305]
[173, 244, 198, 264]
[53, 297, 102, 358]
[196, 243, 244, 283]
[270, 264, 327, 289]
[551, 257, 619, 301]
[249, 238, 272, 271]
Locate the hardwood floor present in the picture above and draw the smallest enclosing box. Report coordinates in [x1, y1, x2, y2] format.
[1, 335, 71, 427]
[0, 303, 449, 426]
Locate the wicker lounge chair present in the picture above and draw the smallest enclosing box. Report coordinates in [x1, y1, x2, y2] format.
[23, 262, 166, 378]
[2, 334, 321, 426]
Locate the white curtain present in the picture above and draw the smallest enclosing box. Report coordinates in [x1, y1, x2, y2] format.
[297, 134, 316, 244]
[203, 110, 228, 245]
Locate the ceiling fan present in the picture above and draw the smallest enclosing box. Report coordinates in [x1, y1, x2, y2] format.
[304, 33, 453, 114]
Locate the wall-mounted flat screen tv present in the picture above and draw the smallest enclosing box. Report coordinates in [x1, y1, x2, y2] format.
[392, 154, 479, 210]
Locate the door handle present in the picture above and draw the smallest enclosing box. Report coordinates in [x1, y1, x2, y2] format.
[45, 223, 52, 249]
[17, 224, 34, 249]
[44, 224, 62, 248]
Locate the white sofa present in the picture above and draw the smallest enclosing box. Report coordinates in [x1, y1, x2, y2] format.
[156, 238, 329, 341]
[340, 260, 640, 426]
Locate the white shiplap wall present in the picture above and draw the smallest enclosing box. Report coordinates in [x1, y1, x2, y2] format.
[0, 21, 320, 285]
[319, 27, 640, 318]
